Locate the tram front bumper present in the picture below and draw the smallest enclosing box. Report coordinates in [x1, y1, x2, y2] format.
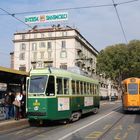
[27, 112, 47, 119]
[124, 106, 140, 111]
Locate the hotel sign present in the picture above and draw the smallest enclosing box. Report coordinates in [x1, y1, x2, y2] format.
[25, 12, 68, 24]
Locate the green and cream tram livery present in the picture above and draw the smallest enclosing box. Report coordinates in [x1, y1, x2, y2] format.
[27, 68, 100, 122]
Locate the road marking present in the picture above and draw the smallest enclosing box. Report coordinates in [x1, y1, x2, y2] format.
[85, 131, 103, 139]
[25, 130, 39, 136]
[114, 132, 128, 140]
[103, 124, 112, 130]
[113, 125, 123, 130]
[15, 129, 25, 134]
[127, 125, 135, 131]
[58, 108, 120, 140]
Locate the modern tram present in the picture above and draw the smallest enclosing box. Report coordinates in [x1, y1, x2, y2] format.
[122, 77, 140, 111]
[26, 67, 100, 123]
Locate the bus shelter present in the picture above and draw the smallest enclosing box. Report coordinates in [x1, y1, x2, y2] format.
[0, 66, 28, 119]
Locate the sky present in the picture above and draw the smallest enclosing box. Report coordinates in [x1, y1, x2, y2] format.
[0, 0, 140, 67]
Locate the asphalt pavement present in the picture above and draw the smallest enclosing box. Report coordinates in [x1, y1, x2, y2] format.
[0, 100, 119, 135]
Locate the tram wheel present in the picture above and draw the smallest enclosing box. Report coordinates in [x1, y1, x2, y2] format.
[93, 108, 99, 114]
[70, 112, 81, 122]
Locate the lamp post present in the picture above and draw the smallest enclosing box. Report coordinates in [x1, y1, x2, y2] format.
[52, 25, 57, 68]
[28, 25, 38, 71]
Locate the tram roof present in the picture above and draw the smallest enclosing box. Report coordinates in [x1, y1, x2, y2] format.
[0, 66, 28, 84]
[30, 68, 98, 84]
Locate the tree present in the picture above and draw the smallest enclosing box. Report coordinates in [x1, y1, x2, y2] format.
[127, 40, 140, 78]
[97, 43, 129, 87]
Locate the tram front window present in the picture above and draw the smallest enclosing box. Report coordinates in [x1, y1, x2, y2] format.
[29, 76, 48, 93]
[128, 83, 138, 94]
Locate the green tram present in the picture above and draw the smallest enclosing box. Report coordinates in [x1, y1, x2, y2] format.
[27, 68, 100, 123]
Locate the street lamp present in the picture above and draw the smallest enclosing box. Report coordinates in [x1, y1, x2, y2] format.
[52, 25, 57, 68]
[28, 25, 38, 71]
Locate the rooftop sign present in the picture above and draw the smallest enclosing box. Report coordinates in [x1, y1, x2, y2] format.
[25, 12, 68, 24]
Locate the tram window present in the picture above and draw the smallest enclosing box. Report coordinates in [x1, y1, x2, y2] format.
[94, 85, 97, 94]
[139, 84, 140, 94]
[56, 78, 63, 95]
[128, 83, 138, 94]
[84, 82, 87, 94]
[80, 81, 83, 95]
[64, 78, 69, 95]
[46, 76, 55, 96]
[90, 84, 93, 95]
[122, 84, 127, 93]
[76, 81, 80, 94]
[29, 75, 48, 93]
[93, 84, 95, 94]
[87, 83, 90, 94]
[71, 80, 76, 94]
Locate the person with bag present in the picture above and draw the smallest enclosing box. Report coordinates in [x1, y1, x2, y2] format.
[13, 92, 23, 120]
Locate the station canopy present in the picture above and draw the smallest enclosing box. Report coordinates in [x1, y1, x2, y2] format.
[0, 66, 28, 84]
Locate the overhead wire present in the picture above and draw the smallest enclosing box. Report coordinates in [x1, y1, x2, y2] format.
[0, 4, 113, 16]
[117, 0, 139, 5]
[0, 0, 139, 56]
[112, 0, 128, 43]
[0, 0, 139, 16]
[0, 7, 33, 29]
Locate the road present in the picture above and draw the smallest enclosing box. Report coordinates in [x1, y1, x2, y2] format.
[0, 101, 139, 140]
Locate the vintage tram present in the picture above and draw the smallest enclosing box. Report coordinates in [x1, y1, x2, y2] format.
[27, 68, 100, 123]
[122, 77, 140, 111]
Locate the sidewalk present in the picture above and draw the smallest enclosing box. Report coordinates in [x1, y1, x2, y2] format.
[0, 118, 29, 134]
[100, 99, 121, 105]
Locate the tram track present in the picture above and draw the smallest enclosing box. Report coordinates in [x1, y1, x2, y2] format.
[0, 121, 70, 140]
[97, 114, 125, 140]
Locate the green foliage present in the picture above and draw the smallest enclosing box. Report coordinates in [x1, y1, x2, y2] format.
[97, 40, 140, 84]
[127, 40, 140, 78]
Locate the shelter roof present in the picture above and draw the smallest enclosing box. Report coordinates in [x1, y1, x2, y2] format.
[0, 66, 28, 84]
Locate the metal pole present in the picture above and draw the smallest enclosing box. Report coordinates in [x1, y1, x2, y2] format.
[28, 31, 31, 71]
[54, 27, 56, 68]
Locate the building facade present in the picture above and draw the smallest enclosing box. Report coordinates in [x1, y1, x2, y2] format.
[12, 25, 119, 99]
[12, 26, 98, 76]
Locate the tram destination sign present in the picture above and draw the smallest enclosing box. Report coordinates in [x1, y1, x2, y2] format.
[25, 12, 68, 24]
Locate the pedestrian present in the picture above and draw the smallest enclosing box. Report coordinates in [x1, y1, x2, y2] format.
[21, 91, 26, 118]
[9, 92, 15, 118]
[13, 92, 23, 120]
[4, 93, 11, 120]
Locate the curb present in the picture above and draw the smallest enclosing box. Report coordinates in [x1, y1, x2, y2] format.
[0, 119, 30, 134]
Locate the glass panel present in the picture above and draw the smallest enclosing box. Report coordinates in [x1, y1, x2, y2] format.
[60, 51, 67, 58]
[56, 78, 63, 95]
[20, 43, 26, 51]
[87, 83, 90, 94]
[32, 43, 37, 51]
[80, 81, 83, 95]
[46, 76, 55, 96]
[72, 80, 76, 94]
[61, 41, 66, 49]
[19, 53, 25, 60]
[128, 83, 138, 94]
[40, 42, 46, 48]
[64, 79, 69, 95]
[47, 42, 52, 50]
[84, 82, 87, 94]
[29, 76, 48, 93]
[76, 81, 79, 94]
